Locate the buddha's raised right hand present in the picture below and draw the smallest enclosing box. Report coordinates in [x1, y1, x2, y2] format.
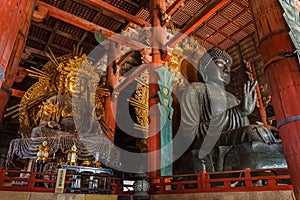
[238, 80, 257, 117]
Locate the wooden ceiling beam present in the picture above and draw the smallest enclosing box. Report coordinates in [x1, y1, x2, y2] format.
[30, 22, 96, 48]
[27, 36, 47, 45]
[164, 0, 230, 48]
[74, 0, 126, 23]
[31, 21, 53, 32]
[232, 0, 248, 10]
[101, 9, 126, 24]
[81, 0, 151, 27]
[162, 0, 187, 28]
[166, 0, 185, 16]
[49, 43, 72, 53]
[37, 1, 150, 51]
[24, 47, 47, 57]
[123, 0, 140, 8]
[44, 0, 73, 52]
[184, 1, 251, 49]
[11, 89, 25, 98]
[76, 11, 102, 48]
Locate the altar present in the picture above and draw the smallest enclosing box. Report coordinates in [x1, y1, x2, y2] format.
[60, 164, 113, 194]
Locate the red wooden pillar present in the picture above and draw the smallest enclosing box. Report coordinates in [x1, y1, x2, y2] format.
[104, 76, 117, 141]
[250, 0, 300, 198]
[0, 0, 36, 121]
[148, 0, 166, 177]
[104, 42, 120, 141]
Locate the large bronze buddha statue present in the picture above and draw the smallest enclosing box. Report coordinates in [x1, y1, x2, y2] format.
[178, 48, 285, 172]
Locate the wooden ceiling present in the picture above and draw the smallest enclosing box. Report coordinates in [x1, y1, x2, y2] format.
[17, 0, 268, 100]
[18, 0, 261, 85]
[25, 0, 255, 55]
[22, 0, 256, 66]
[2, 0, 273, 135]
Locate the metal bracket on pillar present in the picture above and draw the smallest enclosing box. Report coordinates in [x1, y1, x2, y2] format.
[279, 50, 298, 57]
[0, 64, 4, 83]
[261, 50, 298, 72]
[277, 115, 300, 128]
[0, 84, 11, 96]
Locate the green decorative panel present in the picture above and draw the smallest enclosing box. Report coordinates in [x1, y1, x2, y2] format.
[155, 66, 174, 176]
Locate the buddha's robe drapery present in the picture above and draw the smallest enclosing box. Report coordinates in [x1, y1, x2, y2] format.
[181, 82, 278, 158]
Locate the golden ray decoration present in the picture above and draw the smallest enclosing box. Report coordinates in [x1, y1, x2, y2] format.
[128, 69, 149, 131]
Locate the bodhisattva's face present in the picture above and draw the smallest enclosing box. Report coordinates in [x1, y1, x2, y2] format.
[206, 58, 231, 86]
[65, 73, 87, 97]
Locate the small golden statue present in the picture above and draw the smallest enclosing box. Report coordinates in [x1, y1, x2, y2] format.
[93, 152, 101, 168]
[81, 160, 91, 167]
[35, 140, 49, 173]
[66, 144, 78, 166]
[37, 141, 49, 161]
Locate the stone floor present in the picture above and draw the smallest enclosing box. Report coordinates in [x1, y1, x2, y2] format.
[0, 190, 295, 200]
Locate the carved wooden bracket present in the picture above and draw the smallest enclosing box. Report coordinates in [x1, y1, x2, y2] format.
[32, 3, 49, 22]
[14, 67, 28, 83]
[21, 48, 31, 60]
[162, 46, 173, 62]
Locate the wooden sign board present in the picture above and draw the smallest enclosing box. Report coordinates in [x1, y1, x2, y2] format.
[55, 168, 66, 193]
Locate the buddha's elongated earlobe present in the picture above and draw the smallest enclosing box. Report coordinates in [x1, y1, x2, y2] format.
[202, 74, 208, 82]
[199, 65, 208, 82]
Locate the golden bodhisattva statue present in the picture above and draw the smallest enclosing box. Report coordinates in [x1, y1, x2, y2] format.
[4, 51, 112, 171]
[30, 54, 105, 138]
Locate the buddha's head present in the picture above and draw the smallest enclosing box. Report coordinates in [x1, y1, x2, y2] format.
[197, 48, 232, 86]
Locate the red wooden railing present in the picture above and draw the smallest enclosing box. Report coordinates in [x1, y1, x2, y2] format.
[147, 168, 292, 194]
[0, 167, 292, 194]
[0, 167, 57, 192]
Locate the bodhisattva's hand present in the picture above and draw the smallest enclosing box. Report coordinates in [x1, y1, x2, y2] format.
[238, 81, 257, 116]
[47, 121, 61, 130]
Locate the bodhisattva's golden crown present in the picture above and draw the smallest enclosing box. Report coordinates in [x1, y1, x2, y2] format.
[57, 54, 100, 83]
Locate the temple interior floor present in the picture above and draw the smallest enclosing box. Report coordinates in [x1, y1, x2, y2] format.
[0, 190, 295, 200]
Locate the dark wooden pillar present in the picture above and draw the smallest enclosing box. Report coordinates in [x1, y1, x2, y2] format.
[0, 0, 36, 121]
[250, 0, 300, 198]
[148, 0, 165, 177]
